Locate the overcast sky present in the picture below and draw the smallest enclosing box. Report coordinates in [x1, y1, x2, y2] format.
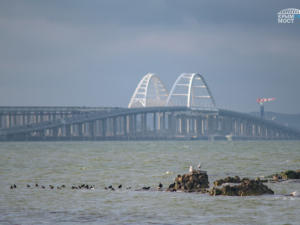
[0, 0, 299, 113]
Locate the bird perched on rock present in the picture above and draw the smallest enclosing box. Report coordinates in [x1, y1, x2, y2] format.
[290, 191, 299, 197]
[197, 162, 202, 169]
[157, 183, 163, 190]
[189, 165, 193, 173]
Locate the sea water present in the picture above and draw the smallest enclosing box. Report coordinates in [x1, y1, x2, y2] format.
[0, 141, 300, 225]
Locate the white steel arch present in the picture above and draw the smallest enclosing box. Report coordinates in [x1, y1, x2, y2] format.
[128, 73, 169, 108]
[166, 73, 217, 110]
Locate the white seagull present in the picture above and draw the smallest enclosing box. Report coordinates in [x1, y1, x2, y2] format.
[197, 162, 202, 169]
[189, 165, 193, 173]
[290, 191, 299, 197]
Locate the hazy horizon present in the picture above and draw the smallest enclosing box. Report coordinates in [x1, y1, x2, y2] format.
[1, 0, 300, 114]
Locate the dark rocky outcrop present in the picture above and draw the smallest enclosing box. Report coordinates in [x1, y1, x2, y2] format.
[167, 170, 209, 192]
[210, 178, 274, 196]
[268, 169, 300, 181]
[213, 176, 241, 186]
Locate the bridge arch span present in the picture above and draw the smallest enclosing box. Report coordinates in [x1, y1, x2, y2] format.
[166, 73, 217, 110]
[128, 73, 169, 108]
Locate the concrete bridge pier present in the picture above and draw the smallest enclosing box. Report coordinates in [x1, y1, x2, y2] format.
[88, 122, 95, 137]
[102, 119, 107, 137]
[167, 113, 175, 136]
[153, 112, 157, 132]
[123, 116, 127, 135]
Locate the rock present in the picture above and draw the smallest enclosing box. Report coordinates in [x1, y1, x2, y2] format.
[213, 176, 241, 186]
[210, 178, 274, 196]
[268, 170, 300, 181]
[280, 170, 300, 179]
[167, 170, 209, 192]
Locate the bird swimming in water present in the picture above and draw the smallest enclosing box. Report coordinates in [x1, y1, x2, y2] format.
[189, 165, 193, 173]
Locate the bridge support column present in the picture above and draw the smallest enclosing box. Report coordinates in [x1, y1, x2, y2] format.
[129, 114, 137, 136]
[52, 127, 59, 137]
[141, 113, 147, 134]
[102, 119, 107, 137]
[89, 122, 95, 137]
[161, 112, 166, 131]
[113, 117, 117, 136]
[65, 124, 71, 137]
[13, 113, 17, 126]
[153, 112, 156, 132]
[186, 118, 190, 134]
[123, 116, 127, 136]
[78, 123, 83, 137]
[207, 115, 215, 135]
[196, 117, 201, 136]
[180, 116, 187, 135]
[8, 113, 12, 128]
[167, 113, 175, 136]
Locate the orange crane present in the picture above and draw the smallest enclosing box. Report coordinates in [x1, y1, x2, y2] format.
[257, 97, 275, 118]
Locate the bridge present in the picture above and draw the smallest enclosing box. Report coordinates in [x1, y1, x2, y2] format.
[1, 73, 299, 141]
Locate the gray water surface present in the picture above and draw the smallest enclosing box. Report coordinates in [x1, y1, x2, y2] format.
[0, 141, 300, 225]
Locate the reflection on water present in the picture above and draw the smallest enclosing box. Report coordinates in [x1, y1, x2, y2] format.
[0, 141, 300, 224]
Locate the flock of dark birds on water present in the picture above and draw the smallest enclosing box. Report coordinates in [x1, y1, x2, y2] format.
[9, 183, 164, 191]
